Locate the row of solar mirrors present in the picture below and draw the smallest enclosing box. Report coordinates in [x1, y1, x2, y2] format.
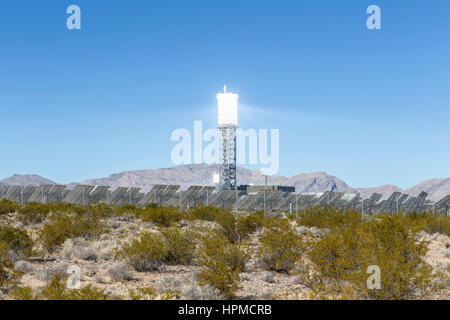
[0, 184, 449, 215]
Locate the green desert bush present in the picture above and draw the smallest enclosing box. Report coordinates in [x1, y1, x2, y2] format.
[298, 207, 363, 230]
[0, 242, 20, 288]
[214, 211, 266, 243]
[141, 206, 183, 227]
[356, 215, 432, 300]
[39, 211, 107, 252]
[17, 203, 52, 225]
[119, 232, 166, 271]
[407, 212, 450, 237]
[188, 206, 223, 222]
[196, 234, 249, 298]
[0, 199, 18, 215]
[9, 286, 35, 300]
[39, 274, 112, 300]
[236, 211, 266, 233]
[128, 286, 157, 300]
[116, 204, 143, 217]
[215, 211, 240, 243]
[119, 228, 197, 271]
[128, 285, 178, 300]
[0, 226, 34, 258]
[257, 226, 303, 273]
[306, 213, 433, 300]
[308, 224, 365, 280]
[263, 215, 293, 231]
[160, 228, 196, 265]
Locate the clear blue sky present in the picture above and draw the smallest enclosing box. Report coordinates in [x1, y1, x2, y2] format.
[0, 0, 449, 188]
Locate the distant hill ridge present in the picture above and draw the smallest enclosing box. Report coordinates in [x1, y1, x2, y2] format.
[1, 164, 449, 201]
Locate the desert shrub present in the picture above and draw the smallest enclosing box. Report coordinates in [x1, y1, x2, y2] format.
[181, 284, 224, 300]
[38, 263, 69, 282]
[298, 207, 362, 230]
[61, 239, 97, 261]
[156, 276, 181, 291]
[0, 242, 20, 288]
[407, 212, 450, 237]
[155, 277, 182, 299]
[128, 286, 157, 300]
[257, 227, 303, 273]
[17, 203, 52, 225]
[160, 228, 196, 265]
[215, 211, 240, 243]
[236, 211, 266, 234]
[119, 232, 166, 271]
[39, 274, 111, 300]
[355, 215, 432, 300]
[141, 206, 183, 227]
[0, 199, 18, 215]
[116, 204, 142, 216]
[262, 215, 293, 231]
[86, 203, 115, 218]
[14, 261, 30, 273]
[119, 228, 197, 271]
[0, 226, 34, 258]
[214, 211, 266, 243]
[9, 286, 35, 300]
[107, 262, 133, 282]
[308, 225, 365, 280]
[197, 234, 249, 298]
[128, 284, 178, 300]
[188, 206, 223, 222]
[39, 212, 107, 252]
[306, 213, 433, 300]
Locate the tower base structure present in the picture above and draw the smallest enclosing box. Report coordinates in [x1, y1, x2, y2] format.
[219, 125, 237, 190]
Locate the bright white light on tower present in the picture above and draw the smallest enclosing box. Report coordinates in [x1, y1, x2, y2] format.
[217, 86, 238, 127]
[213, 173, 220, 184]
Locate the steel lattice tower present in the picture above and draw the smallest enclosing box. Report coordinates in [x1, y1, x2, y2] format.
[219, 125, 237, 190]
[217, 86, 238, 190]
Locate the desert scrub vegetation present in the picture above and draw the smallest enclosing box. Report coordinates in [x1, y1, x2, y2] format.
[17, 203, 53, 225]
[141, 206, 183, 227]
[197, 233, 249, 298]
[0, 242, 20, 288]
[107, 262, 133, 282]
[39, 210, 107, 252]
[119, 228, 196, 271]
[0, 198, 448, 300]
[128, 285, 179, 300]
[188, 205, 224, 221]
[257, 224, 303, 273]
[9, 286, 35, 300]
[38, 274, 112, 300]
[128, 286, 157, 300]
[305, 214, 434, 300]
[118, 232, 165, 271]
[406, 212, 450, 237]
[0, 199, 18, 215]
[0, 226, 34, 258]
[215, 210, 266, 243]
[356, 215, 432, 299]
[297, 206, 363, 230]
[160, 227, 196, 265]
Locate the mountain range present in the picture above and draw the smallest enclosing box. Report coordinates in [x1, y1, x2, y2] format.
[1, 164, 449, 202]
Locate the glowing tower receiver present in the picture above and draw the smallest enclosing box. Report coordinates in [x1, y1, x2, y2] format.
[217, 86, 238, 190]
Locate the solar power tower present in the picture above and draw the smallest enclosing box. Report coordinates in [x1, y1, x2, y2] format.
[217, 86, 238, 190]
